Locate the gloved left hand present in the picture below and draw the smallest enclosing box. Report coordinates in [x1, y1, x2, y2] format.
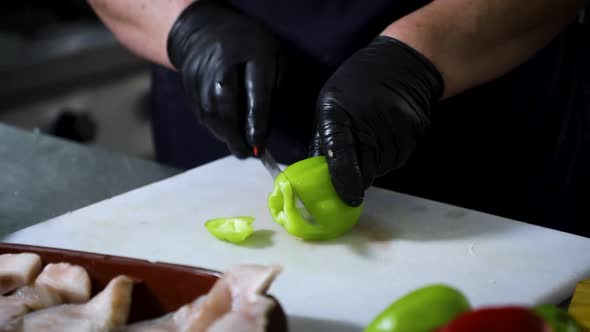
[311, 36, 444, 206]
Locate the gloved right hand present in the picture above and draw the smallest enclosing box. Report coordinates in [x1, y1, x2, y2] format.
[167, 0, 281, 158]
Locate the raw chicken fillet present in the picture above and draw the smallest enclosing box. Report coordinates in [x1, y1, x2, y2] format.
[0, 254, 41, 295]
[20, 275, 135, 332]
[0, 250, 284, 332]
[0, 262, 92, 331]
[120, 264, 282, 332]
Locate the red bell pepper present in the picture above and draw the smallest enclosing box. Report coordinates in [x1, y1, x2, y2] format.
[436, 306, 550, 332]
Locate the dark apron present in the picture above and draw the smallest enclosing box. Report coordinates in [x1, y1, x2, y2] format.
[150, 1, 589, 236]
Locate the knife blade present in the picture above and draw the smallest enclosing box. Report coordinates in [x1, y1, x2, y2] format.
[258, 148, 315, 222]
[259, 148, 282, 179]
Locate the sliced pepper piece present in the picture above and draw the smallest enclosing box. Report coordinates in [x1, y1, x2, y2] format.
[204, 216, 255, 244]
[365, 284, 471, 332]
[267, 156, 363, 241]
[533, 304, 587, 332]
[436, 306, 549, 332]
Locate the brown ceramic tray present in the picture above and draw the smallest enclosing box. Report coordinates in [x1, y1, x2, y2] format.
[0, 243, 287, 331]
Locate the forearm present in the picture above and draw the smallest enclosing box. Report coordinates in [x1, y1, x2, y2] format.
[383, 0, 588, 98]
[88, 0, 195, 69]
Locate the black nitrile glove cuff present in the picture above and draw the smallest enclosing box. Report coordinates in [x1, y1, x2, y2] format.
[360, 35, 444, 123]
[376, 35, 444, 102]
[313, 35, 444, 207]
[167, 0, 232, 70]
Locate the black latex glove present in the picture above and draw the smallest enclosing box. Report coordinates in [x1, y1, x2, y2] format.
[311, 36, 444, 206]
[167, 0, 280, 158]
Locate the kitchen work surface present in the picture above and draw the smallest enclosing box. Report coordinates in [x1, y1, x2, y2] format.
[3, 156, 590, 331]
[0, 123, 178, 237]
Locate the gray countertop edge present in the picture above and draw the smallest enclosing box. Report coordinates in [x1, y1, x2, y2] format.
[0, 123, 179, 237]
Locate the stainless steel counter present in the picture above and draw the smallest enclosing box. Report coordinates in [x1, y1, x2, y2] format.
[0, 123, 179, 237]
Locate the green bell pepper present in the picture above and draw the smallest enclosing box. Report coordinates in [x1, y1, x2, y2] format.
[267, 156, 363, 241]
[365, 284, 471, 332]
[533, 304, 586, 332]
[204, 216, 255, 243]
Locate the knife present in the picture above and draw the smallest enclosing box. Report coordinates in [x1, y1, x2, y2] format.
[258, 148, 282, 179]
[258, 147, 314, 221]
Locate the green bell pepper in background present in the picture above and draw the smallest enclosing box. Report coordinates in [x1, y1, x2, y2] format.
[268, 156, 363, 240]
[365, 284, 471, 332]
[533, 304, 587, 332]
[204, 216, 255, 243]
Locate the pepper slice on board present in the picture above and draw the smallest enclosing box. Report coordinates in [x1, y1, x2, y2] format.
[365, 284, 471, 332]
[267, 156, 364, 241]
[204, 216, 255, 243]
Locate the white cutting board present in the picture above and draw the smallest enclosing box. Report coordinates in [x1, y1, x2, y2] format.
[3, 156, 590, 331]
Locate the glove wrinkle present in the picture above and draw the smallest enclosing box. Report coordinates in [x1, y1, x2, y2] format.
[313, 35, 444, 206]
